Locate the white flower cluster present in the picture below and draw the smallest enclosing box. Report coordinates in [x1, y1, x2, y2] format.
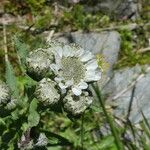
[26, 41, 101, 115]
[0, 81, 10, 105]
[18, 132, 48, 149]
[0, 80, 17, 110]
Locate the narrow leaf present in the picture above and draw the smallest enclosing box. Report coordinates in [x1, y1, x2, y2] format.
[5, 60, 19, 98]
[13, 36, 29, 63]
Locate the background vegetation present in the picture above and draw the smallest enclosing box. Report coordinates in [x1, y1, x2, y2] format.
[0, 0, 150, 149]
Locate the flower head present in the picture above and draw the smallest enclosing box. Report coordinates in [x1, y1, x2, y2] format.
[25, 48, 54, 80]
[35, 78, 60, 106]
[63, 91, 93, 115]
[49, 42, 101, 96]
[0, 81, 10, 105]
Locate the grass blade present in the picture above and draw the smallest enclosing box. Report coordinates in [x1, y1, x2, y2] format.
[92, 83, 124, 150]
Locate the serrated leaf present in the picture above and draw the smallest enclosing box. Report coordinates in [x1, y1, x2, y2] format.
[13, 36, 29, 63]
[5, 60, 19, 98]
[28, 99, 40, 127]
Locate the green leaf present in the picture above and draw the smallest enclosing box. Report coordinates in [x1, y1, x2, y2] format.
[98, 136, 116, 150]
[5, 60, 19, 98]
[11, 110, 19, 120]
[92, 83, 123, 150]
[0, 118, 6, 126]
[41, 129, 72, 146]
[28, 99, 40, 127]
[47, 146, 62, 150]
[13, 36, 29, 64]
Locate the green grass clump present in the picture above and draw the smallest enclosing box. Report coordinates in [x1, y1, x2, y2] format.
[115, 29, 150, 69]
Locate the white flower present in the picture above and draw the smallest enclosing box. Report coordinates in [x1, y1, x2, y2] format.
[0, 81, 10, 105]
[25, 48, 54, 80]
[49, 42, 101, 96]
[63, 91, 93, 115]
[35, 133, 48, 147]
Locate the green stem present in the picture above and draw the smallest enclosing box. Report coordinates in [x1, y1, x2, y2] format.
[92, 84, 124, 150]
[81, 113, 84, 149]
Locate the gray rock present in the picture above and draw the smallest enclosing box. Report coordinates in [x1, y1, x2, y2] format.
[105, 65, 150, 123]
[130, 69, 150, 123]
[84, 0, 140, 20]
[71, 31, 121, 77]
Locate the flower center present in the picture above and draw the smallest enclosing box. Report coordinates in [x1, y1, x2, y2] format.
[61, 57, 85, 84]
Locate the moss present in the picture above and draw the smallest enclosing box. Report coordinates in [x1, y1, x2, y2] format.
[114, 29, 150, 69]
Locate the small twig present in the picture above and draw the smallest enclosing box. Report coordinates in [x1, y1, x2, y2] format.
[46, 30, 55, 42]
[137, 47, 150, 53]
[80, 113, 84, 150]
[94, 22, 150, 32]
[3, 21, 8, 63]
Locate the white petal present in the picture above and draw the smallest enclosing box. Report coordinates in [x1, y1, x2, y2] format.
[84, 70, 101, 82]
[63, 45, 74, 57]
[78, 81, 88, 89]
[54, 77, 62, 82]
[81, 51, 94, 62]
[72, 86, 82, 96]
[59, 82, 67, 93]
[75, 48, 84, 57]
[54, 53, 61, 65]
[21, 135, 26, 141]
[94, 70, 102, 80]
[59, 82, 67, 89]
[50, 64, 60, 73]
[84, 75, 95, 82]
[85, 59, 98, 70]
[65, 80, 74, 87]
[55, 46, 63, 58]
[61, 88, 66, 94]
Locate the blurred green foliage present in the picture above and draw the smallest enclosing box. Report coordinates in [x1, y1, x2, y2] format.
[0, 0, 150, 149]
[115, 29, 150, 69]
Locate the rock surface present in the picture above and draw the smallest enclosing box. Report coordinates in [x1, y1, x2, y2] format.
[105, 65, 150, 123]
[84, 0, 140, 20]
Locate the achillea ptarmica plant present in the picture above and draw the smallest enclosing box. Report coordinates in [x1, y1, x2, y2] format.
[35, 78, 60, 106]
[25, 48, 54, 80]
[0, 81, 10, 105]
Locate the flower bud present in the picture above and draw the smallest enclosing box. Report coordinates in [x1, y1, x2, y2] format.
[63, 91, 93, 115]
[35, 78, 60, 106]
[25, 48, 54, 81]
[0, 81, 10, 105]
